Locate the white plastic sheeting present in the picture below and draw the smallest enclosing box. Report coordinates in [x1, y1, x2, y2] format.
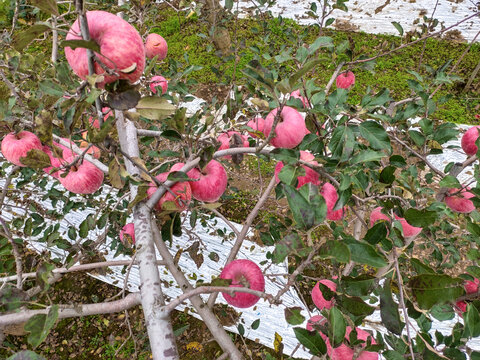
[213, 0, 480, 43]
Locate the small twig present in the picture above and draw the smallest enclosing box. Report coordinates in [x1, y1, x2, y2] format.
[163, 286, 275, 314]
[0, 217, 22, 289]
[0, 259, 165, 284]
[0, 166, 19, 211]
[0, 69, 25, 107]
[325, 61, 345, 94]
[394, 251, 415, 360]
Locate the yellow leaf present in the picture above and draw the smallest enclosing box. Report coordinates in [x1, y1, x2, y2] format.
[273, 332, 283, 353]
[186, 341, 203, 352]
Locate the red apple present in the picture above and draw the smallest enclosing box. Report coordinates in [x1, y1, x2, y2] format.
[65, 11, 145, 88]
[290, 90, 311, 108]
[219, 259, 265, 308]
[336, 71, 355, 90]
[1, 131, 43, 167]
[369, 207, 390, 227]
[147, 163, 192, 212]
[320, 183, 345, 221]
[445, 188, 476, 213]
[149, 75, 168, 95]
[465, 278, 479, 294]
[217, 131, 250, 159]
[263, 106, 307, 148]
[246, 117, 265, 138]
[330, 327, 378, 360]
[370, 207, 422, 238]
[145, 33, 168, 60]
[456, 300, 468, 315]
[84, 107, 113, 138]
[187, 160, 228, 202]
[120, 223, 135, 245]
[311, 279, 336, 310]
[274, 150, 320, 188]
[306, 315, 332, 353]
[59, 155, 104, 194]
[42, 145, 64, 178]
[461, 126, 480, 156]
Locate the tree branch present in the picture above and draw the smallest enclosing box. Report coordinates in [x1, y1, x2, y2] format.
[0, 292, 141, 327]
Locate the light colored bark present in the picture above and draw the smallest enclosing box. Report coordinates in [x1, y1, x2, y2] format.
[116, 110, 179, 360]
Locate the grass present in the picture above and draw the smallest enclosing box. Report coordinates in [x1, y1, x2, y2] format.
[143, 6, 479, 124]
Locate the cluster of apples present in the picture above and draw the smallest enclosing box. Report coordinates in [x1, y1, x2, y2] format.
[456, 277, 479, 315]
[1, 131, 104, 194]
[309, 279, 378, 359]
[441, 125, 480, 214]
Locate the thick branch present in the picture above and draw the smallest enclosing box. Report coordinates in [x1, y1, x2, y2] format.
[116, 110, 178, 360]
[0, 292, 141, 327]
[53, 135, 109, 174]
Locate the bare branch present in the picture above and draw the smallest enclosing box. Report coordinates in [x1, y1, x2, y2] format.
[0, 292, 141, 327]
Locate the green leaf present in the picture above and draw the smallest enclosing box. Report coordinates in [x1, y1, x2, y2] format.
[359, 121, 391, 151]
[13, 23, 51, 51]
[383, 350, 405, 360]
[289, 59, 323, 88]
[251, 319, 260, 330]
[35, 263, 55, 292]
[284, 307, 306, 325]
[79, 218, 89, 238]
[337, 295, 375, 317]
[293, 327, 327, 356]
[391, 21, 404, 36]
[350, 150, 385, 164]
[464, 304, 480, 338]
[344, 240, 388, 267]
[318, 240, 350, 263]
[272, 232, 308, 264]
[60, 39, 100, 53]
[278, 165, 302, 186]
[438, 175, 461, 188]
[409, 274, 464, 310]
[329, 125, 355, 162]
[408, 130, 425, 147]
[308, 36, 334, 54]
[173, 324, 189, 337]
[328, 307, 346, 347]
[341, 275, 376, 297]
[380, 280, 404, 335]
[7, 351, 47, 360]
[136, 96, 176, 120]
[270, 148, 299, 163]
[283, 185, 314, 230]
[404, 208, 437, 227]
[364, 222, 388, 245]
[39, 80, 64, 97]
[379, 166, 396, 185]
[24, 305, 59, 348]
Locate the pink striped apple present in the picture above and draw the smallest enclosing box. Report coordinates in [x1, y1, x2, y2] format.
[145, 33, 168, 60]
[219, 259, 265, 308]
[120, 223, 135, 245]
[149, 75, 168, 95]
[445, 188, 476, 213]
[65, 11, 145, 87]
[147, 164, 192, 212]
[187, 160, 228, 202]
[320, 183, 345, 221]
[1, 131, 43, 167]
[311, 279, 336, 310]
[59, 155, 104, 194]
[461, 126, 480, 156]
[263, 106, 307, 148]
[336, 71, 355, 90]
[274, 150, 320, 188]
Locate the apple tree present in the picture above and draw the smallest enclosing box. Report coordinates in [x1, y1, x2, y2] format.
[1, 0, 480, 359]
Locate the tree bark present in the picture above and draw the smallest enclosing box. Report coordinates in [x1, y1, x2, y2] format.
[115, 110, 179, 360]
